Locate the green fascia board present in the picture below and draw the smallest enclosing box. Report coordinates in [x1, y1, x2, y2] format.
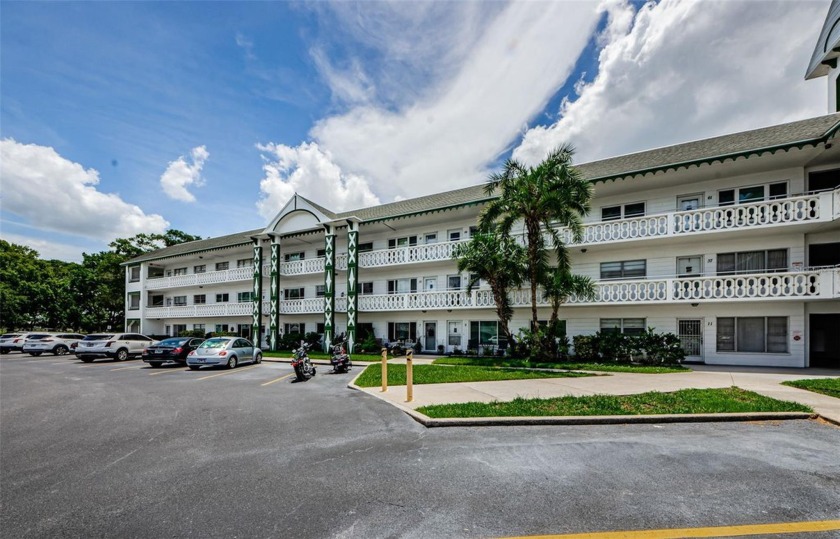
[359, 197, 495, 225]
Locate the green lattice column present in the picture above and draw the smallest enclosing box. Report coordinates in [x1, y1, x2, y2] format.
[269, 236, 281, 351]
[323, 225, 336, 353]
[345, 220, 359, 353]
[251, 239, 263, 348]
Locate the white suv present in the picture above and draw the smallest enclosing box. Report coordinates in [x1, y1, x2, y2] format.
[75, 333, 156, 362]
[23, 333, 86, 356]
[0, 333, 33, 354]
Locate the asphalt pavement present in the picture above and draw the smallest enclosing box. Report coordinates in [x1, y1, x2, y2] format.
[1, 352, 838, 538]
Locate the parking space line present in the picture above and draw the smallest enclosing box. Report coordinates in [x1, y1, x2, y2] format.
[260, 373, 294, 386]
[196, 364, 261, 381]
[500, 519, 840, 539]
[149, 368, 189, 376]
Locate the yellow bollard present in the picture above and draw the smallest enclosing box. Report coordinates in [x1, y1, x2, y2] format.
[406, 349, 413, 402]
[381, 347, 388, 392]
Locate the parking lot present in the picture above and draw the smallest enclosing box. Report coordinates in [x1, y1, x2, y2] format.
[2, 351, 839, 539]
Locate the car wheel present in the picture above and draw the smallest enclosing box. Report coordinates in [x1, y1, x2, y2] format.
[29, 352, 42, 357]
[81, 358, 94, 363]
[0, 349, 8, 354]
[54, 345, 69, 356]
[254, 352, 262, 364]
[188, 365, 200, 371]
[227, 356, 237, 369]
[116, 348, 129, 361]
[149, 362, 163, 368]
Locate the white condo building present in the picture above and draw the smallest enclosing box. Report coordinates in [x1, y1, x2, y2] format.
[124, 7, 840, 369]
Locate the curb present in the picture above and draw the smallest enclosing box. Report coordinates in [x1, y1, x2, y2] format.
[347, 381, 818, 428]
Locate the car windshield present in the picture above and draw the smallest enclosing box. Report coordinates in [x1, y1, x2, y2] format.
[83, 334, 113, 341]
[199, 338, 230, 349]
[28, 334, 51, 339]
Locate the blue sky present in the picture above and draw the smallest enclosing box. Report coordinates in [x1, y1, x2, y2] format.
[0, 0, 829, 261]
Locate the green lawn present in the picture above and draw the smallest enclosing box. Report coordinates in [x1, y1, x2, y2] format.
[416, 387, 812, 418]
[782, 378, 840, 399]
[433, 356, 688, 374]
[353, 364, 593, 388]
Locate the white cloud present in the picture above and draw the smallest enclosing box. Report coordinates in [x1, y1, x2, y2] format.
[0, 138, 168, 241]
[159, 145, 209, 202]
[513, 0, 827, 166]
[1, 232, 90, 263]
[309, 1, 602, 202]
[255, 141, 381, 219]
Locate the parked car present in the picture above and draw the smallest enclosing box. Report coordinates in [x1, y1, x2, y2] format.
[0, 333, 33, 354]
[143, 337, 205, 368]
[186, 337, 262, 370]
[75, 333, 156, 362]
[23, 333, 85, 356]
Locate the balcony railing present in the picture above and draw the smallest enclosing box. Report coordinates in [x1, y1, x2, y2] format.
[144, 302, 253, 319]
[279, 297, 324, 314]
[145, 267, 252, 290]
[358, 240, 469, 268]
[557, 190, 836, 246]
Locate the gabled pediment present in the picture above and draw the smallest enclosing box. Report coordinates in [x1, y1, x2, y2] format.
[262, 194, 338, 236]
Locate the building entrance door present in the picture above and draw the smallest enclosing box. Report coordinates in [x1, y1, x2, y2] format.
[237, 324, 251, 340]
[810, 314, 840, 368]
[678, 319, 703, 362]
[424, 322, 437, 352]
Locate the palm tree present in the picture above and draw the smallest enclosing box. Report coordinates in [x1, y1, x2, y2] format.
[543, 247, 597, 329]
[480, 144, 592, 334]
[454, 229, 526, 345]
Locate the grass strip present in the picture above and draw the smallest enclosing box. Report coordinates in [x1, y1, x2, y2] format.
[782, 378, 840, 399]
[416, 387, 812, 418]
[433, 356, 688, 374]
[353, 364, 593, 388]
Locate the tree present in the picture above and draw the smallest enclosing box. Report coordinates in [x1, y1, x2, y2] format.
[454, 229, 527, 345]
[480, 144, 592, 334]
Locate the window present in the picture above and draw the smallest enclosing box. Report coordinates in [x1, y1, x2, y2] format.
[128, 293, 140, 310]
[388, 322, 416, 342]
[469, 226, 478, 237]
[173, 324, 187, 336]
[216, 293, 229, 303]
[448, 321, 462, 347]
[150, 294, 164, 307]
[769, 182, 787, 199]
[716, 250, 787, 275]
[718, 183, 787, 206]
[387, 279, 418, 294]
[215, 262, 229, 271]
[215, 324, 228, 333]
[194, 324, 205, 332]
[448, 229, 461, 242]
[173, 296, 187, 306]
[358, 242, 374, 253]
[717, 317, 788, 353]
[316, 285, 325, 297]
[236, 258, 252, 268]
[237, 291, 253, 303]
[600, 318, 646, 336]
[173, 268, 187, 276]
[600, 260, 646, 280]
[601, 202, 645, 221]
[284, 323, 305, 335]
[360, 282, 374, 295]
[470, 321, 499, 346]
[447, 274, 462, 290]
[129, 266, 140, 282]
[388, 236, 417, 249]
[193, 294, 206, 305]
[284, 288, 305, 300]
[284, 252, 304, 262]
[424, 233, 438, 244]
[148, 266, 164, 279]
[317, 249, 326, 258]
[194, 265, 206, 274]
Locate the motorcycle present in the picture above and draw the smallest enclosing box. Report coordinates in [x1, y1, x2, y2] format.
[330, 335, 352, 374]
[291, 342, 316, 382]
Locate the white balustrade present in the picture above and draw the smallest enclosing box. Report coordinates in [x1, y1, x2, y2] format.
[146, 267, 252, 290]
[673, 194, 821, 234]
[279, 298, 324, 314]
[336, 254, 347, 271]
[560, 215, 670, 245]
[833, 187, 840, 220]
[145, 302, 253, 318]
[671, 272, 821, 301]
[336, 296, 347, 312]
[357, 240, 469, 268]
[280, 258, 325, 276]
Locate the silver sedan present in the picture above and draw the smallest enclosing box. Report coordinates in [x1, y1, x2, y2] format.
[186, 337, 262, 370]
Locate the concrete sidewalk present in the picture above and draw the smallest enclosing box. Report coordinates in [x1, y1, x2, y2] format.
[353, 364, 840, 426]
